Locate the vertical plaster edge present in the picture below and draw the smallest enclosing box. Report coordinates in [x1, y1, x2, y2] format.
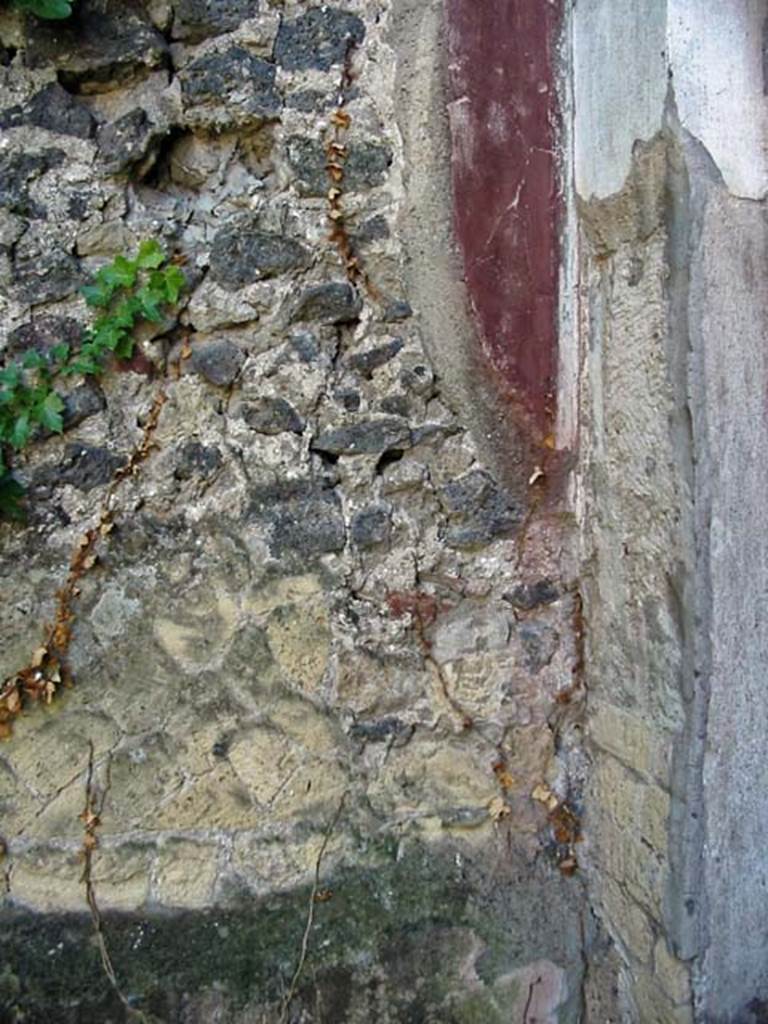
[390, 0, 542, 499]
[661, 102, 712, 971]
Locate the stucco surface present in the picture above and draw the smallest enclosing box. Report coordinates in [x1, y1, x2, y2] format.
[575, 1, 768, 1019]
[690, 171, 768, 1020]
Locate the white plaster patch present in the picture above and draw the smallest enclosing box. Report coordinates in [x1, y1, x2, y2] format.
[668, 0, 768, 199]
[447, 96, 477, 173]
[573, 0, 667, 198]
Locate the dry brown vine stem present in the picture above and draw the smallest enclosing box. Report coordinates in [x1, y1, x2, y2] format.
[0, 388, 167, 738]
[278, 792, 348, 1024]
[80, 740, 149, 1022]
[325, 37, 380, 301]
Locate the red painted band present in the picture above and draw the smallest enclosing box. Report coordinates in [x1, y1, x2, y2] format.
[446, 0, 562, 436]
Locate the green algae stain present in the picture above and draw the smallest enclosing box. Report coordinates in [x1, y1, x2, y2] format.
[1, 840, 582, 1022]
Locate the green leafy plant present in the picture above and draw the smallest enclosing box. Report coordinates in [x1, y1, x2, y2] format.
[11, 0, 73, 19]
[0, 240, 185, 520]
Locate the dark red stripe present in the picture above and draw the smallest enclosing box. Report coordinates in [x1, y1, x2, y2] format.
[446, 0, 562, 437]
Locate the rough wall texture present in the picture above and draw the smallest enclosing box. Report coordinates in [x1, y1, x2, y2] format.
[3, 2, 763, 1021]
[0, 2, 586, 1021]
[684, 138, 768, 1024]
[578, 133, 696, 1024]
[576, 2, 768, 1021]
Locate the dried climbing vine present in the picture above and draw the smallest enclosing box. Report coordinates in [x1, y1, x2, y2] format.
[79, 740, 149, 1021]
[325, 36, 380, 301]
[0, 389, 167, 737]
[0, 241, 184, 737]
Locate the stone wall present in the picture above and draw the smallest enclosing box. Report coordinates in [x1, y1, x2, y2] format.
[4, 2, 764, 1021]
[0, 2, 587, 1021]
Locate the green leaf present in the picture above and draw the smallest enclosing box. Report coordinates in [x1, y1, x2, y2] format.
[67, 355, 100, 376]
[109, 255, 137, 288]
[91, 321, 123, 352]
[81, 283, 111, 308]
[135, 239, 165, 270]
[110, 297, 140, 330]
[11, 413, 30, 450]
[0, 471, 25, 522]
[0, 365, 21, 388]
[22, 349, 45, 370]
[38, 392, 65, 433]
[136, 286, 163, 322]
[98, 255, 137, 292]
[14, 0, 73, 20]
[163, 265, 186, 304]
[48, 342, 71, 366]
[114, 334, 135, 359]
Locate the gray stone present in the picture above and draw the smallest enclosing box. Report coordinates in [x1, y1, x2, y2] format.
[270, 492, 346, 558]
[61, 382, 106, 431]
[13, 247, 80, 304]
[410, 422, 461, 447]
[291, 282, 362, 325]
[0, 84, 95, 140]
[0, 149, 64, 220]
[97, 108, 164, 176]
[285, 89, 331, 113]
[354, 214, 390, 243]
[90, 585, 142, 643]
[350, 504, 391, 549]
[181, 47, 281, 129]
[274, 8, 365, 71]
[348, 717, 406, 742]
[379, 393, 410, 417]
[503, 580, 560, 611]
[287, 136, 392, 196]
[382, 299, 413, 323]
[189, 340, 245, 387]
[518, 623, 560, 674]
[334, 388, 360, 412]
[172, 0, 257, 42]
[174, 441, 223, 481]
[7, 316, 83, 357]
[439, 469, 522, 549]
[209, 218, 309, 290]
[432, 604, 513, 663]
[32, 444, 125, 497]
[0, 103, 23, 131]
[249, 480, 346, 558]
[399, 362, 435, 397]
[312, 418, 410, 456]
[68, 194, 91, 222]
[24, 0, 168, 90]
[289, 331, 320, 363]
[27, 83, 96, 139]
[345, 338, 403, 378]
[242, 397, 304, 435]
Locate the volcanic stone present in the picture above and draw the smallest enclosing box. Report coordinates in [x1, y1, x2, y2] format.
[274, 8, 365, 72]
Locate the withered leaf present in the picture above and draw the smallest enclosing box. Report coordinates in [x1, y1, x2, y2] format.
[558, 856, 578, 876]
[31, 646, 48, 668]
[488, 796, 510, 822]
